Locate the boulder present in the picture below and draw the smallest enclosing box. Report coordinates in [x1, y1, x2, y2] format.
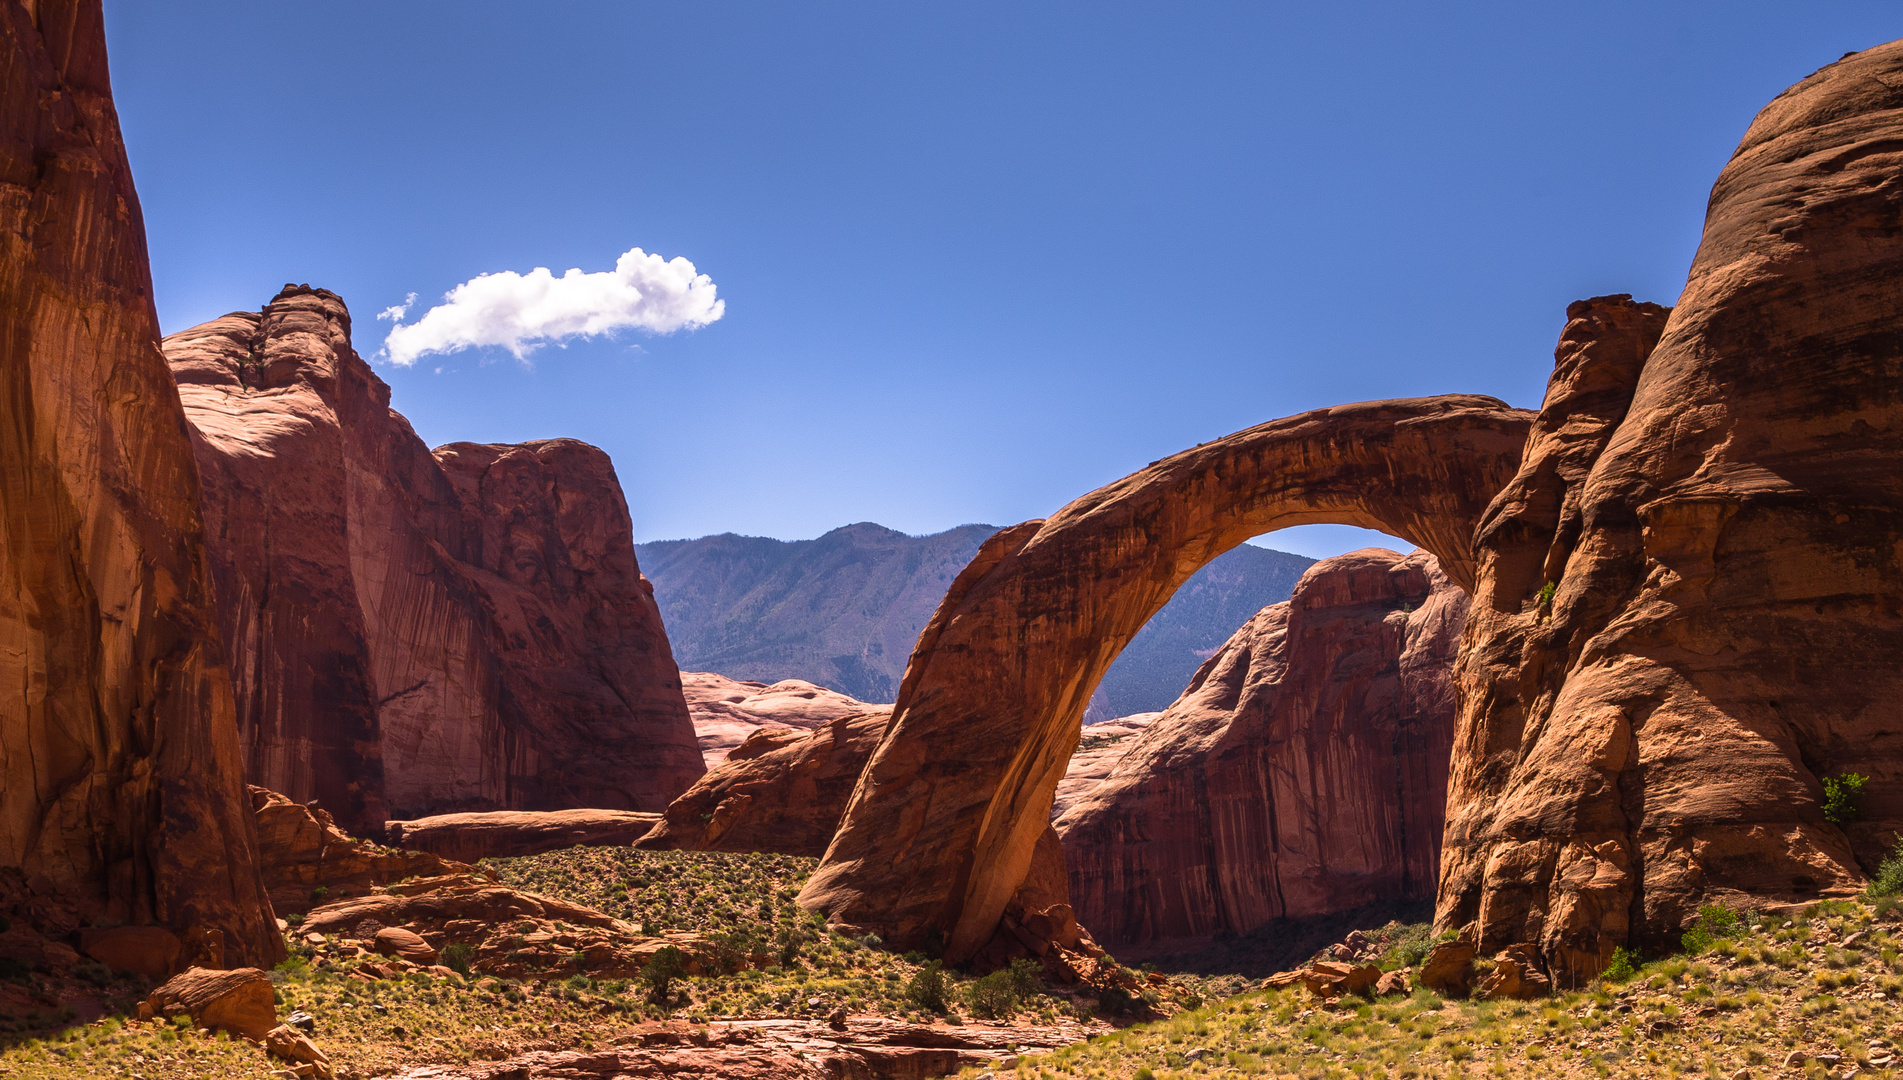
[798, 396, 1533, 959]
[265, 1024, 334, 1078]
[1440, 40, 1903, 978]
[383, 809, 664, 863]
[251, 786, 468, 915]
[1057, 549, 1465, 947]
[639, 712, 891, 856]
[1419, 929, 1476, 998]
[166, 290, 703, 830]
[1476, 943, 1552, 1001]
[0, 0, 280, 969]
[1374, 968, 1413, 997]
[143, 967, 276, 1040]
[1300, 961, 1381, 1000]
[681, 671, 887, 767]
[373, 927, 438, 964]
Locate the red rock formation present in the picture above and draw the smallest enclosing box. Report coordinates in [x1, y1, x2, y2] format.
[1440, 42, 1903, 986]
[0, 0, 278, 968]
[1050, 713, 1160, 821]
[639, 712, 892, 856]
[1057, 549, 1466, 949]
[383, 808, 663, 863]
[166, 288, 703, 827]
[682, 671, 884, 767]
[800, 396, 1532, 960]
[250, 787, 467, 916]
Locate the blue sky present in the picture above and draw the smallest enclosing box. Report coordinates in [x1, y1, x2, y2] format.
[105, 3, 1899, 559]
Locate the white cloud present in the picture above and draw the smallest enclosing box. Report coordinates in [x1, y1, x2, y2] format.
[382, 248, 724, 366]
[378, 292, 416, 322]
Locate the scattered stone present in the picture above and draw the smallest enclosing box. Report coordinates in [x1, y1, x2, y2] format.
[1420, 928, 1477, 997]
[265, 1024, 334, 1079]
[286, 1010, 317, 1032]
[1475, 943, 1551, 1001]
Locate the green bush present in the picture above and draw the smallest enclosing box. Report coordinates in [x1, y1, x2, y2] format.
[643, 945, 689, 1005]
[1682, 903, 1744, 954]
[1824, 772, 1868, 825]
[1603, 947, 1640, 982]
[1868, 835, 1903, 898]
[440, 942, 474, 977]
[964, 970, 1020, 1019]
[904, 961, 948, 1013]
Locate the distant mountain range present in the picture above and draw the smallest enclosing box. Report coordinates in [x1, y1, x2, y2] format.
[638, 523, 1315, 715]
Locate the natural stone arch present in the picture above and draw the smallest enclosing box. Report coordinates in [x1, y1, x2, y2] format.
[798, 395, 1535, 961]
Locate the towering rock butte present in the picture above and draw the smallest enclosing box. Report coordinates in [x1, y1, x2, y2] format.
[1058, 549, 1466, 949]
[165, 286, 704, 829]
[1440, 40, 1903, 987]
[0, 0, 278, 967]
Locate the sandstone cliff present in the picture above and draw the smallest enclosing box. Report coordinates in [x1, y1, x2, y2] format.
[0, 0, 278, 969]
[800, 396, 1532, 960]
[1057, 550, 1466, 949]
[166, 287, 703, 828]
[682, 670, 884, 767]
[1440, 45, 1903, 985]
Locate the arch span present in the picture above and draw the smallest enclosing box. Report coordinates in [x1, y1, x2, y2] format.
[798, 395, 1535, 961]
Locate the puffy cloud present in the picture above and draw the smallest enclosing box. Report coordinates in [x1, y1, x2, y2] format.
[382, 248, 724, 366]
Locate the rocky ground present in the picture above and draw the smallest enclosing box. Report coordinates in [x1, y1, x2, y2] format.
[7, 852, 1902, 1079]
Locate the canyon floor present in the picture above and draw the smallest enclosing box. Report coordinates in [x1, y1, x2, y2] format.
[3, 851, 1900, 1079]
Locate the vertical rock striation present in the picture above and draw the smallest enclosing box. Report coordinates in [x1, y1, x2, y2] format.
[1058, 550, 1466, 949]
[0, 0, 278, 966]
[166, 288, 703, 828]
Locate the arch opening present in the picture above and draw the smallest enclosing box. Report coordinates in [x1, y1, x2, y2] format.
[796, 395, 1535, 962]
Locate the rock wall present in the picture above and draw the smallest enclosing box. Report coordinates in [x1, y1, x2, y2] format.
[1442, 44, 1903, 987]
[167, 288, 703, 828]
[0, 0, 279, 968]
[682, 671, 884, 767]
[1058, 550, 1466, 949]
[800, 396, 1532, 960]
[250, 787, 467, 917]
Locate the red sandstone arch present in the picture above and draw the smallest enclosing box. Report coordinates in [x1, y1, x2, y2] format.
[797, 395, 1535, 961]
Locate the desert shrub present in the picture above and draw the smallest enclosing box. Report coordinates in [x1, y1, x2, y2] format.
[1868, 835, 1903, 898]
[1602, 947, 1640, 982]
[1682, 904, 1744, 954]
[964, 970, 1020, 1019]
[904, 961, 948, 1013]
[1824, 772, 1868, 825]
[643, 946, 689, 1005]
[439, 942, 474, 977]
[1006, 957, 1041, 999]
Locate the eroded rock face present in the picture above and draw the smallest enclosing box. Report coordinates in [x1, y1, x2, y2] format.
[682, 671, 884, 768]
[801, 397, 1532, 960]
[0, 0, 278, 968]
[639, 712, 893, 856]
[1057, 549, 1466, 949]
[383, 809, 663, 863]
[1440, 41, 1903, 987]
[1050, 713, 1160, 822]
[166, 288, 703, 827]
[250, 787, 467, 917]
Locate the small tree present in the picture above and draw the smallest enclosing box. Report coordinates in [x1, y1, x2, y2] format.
[441, 943, 474, 977]
[643, 945, 689, 1005]
[964, 970, 1020, 1019]
[1824, 772, 1868, 825]
[904, 961, 948, 1013]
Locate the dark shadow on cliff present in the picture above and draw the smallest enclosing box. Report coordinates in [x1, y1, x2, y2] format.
[1109, 898, 1434, 978]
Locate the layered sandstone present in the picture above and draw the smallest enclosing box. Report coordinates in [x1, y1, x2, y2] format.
[1058, 549, 1466, 948]
[639, 712, 892, 856]
[166, 289, 703, 828]
[682, 671, 884, 767]
[1439, 42, 1903, 986]
[383, 809, 663, 863]
[1049, 713, 1160, 821]
[800, 396, 1532, 959]
[0, 0, 278, 968]
[250, 787, 468, 916]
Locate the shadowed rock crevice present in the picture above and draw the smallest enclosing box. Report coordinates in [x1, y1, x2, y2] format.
[799, 397, 1533, 960]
